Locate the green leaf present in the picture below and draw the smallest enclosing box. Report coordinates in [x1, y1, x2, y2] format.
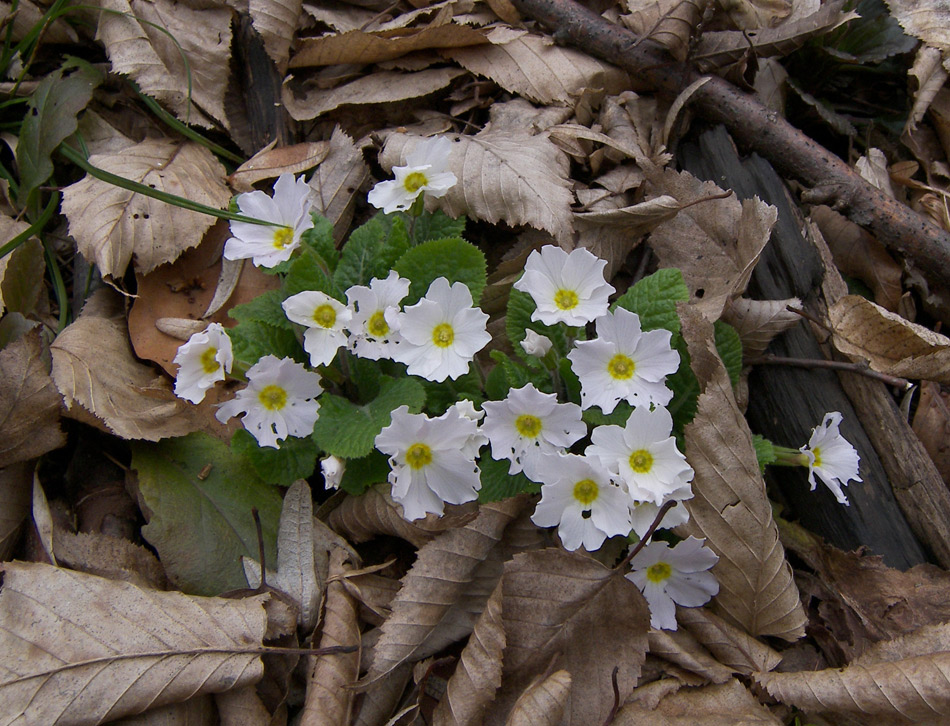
[229, 320, 303, 366]
[301, 213, 338, 271]
[505, 288, 571, 362]
[334, 213, 410, 292]
[18, 58, 101, 207]
[485, 362, 510, 401]
[753, 435, 777, 471]
[714, 320, 743, 387]
[348, 354, 383, 402]
[394, 237, 487, 306]
[410, 210, 466, 244]
[582, 401, 633, 427]
[489, 350, 552, 394]
[419, 368, 483, 414]
[478, 454, 538, 503]
[666, 336, 699, 433]
[312, 376, 426, 458]
[131, 433, 282, 595]
[339, 450, 391, 496]
[612, 268, 689, 333]
[283, 247, 339, 299]
[228, 290, 293, 329]
[231, 428, 320, 488]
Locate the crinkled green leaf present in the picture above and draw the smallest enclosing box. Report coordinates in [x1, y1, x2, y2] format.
[752, 434, 777, 471]
[232, 428, 319, 487]
[302, 213, 339, 270]
[420, 369, 482, 415]
[228, 290, 293, 329]
[334, 213, 409, 292]
[612, 268, 689, 333]
[284, 247, 340, 299]
[410, 210, 466, 244]
[489, 350, 553, 394]
[582, 401, 633, 427]
[340, 450, 391, 496]
[394, 237, 487, 306]
[312, 376, 426, 458]
[505, 288, 571, 362]
[478, 454, 537, 503]
[131, 433, 281, 595]
[229, 319, 304, 366]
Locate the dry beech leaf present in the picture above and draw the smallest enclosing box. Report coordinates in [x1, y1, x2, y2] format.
[446, 33, 630, 105]
[362, 497, 525, 683]
[721, 297, 802, 359]
[811, 206, 902, 311]
[620, 0, 703, 62]
[912, 381, 950, 484]
[249, 0, 301, 73]
[0, 327, 66, 468]
[504, 669, 572, 726]
[53, 528, 167, 590]
[647, 168, 777, 321]
[96, 0, 231, 127]
[306, 126, 369, 243]
[343, 571, 401, 626]
[352, 663, 413, 726]
[214, 686, 271, 726]
[31, 475, 55, 566]
[299, 548, 361, 726]
[50, 288, 202, 441]
[0, 462, 31, 561]
[910, 46, 949, 132]
[855, 147, 896, 197]
[829, 294, 950, 383]
[884, 0, 950, 52]
[284, 67, 465, 121]
[616, 678, 783, 725]
[647, 627, 734, 684]
[718, 0, 792, 29]
[61, 138, 231, 278]
[0, 0, 76, 45]
[380, 130, 574, 244]
[0, 561, 269, 724]
[675, 606, 782, 675]
[228, 141, 330, 192]
[116, 695, 216, 725]
[485, 548, 650, 726]
[431, 582, 505, 726]
[679, 306, 806, 640]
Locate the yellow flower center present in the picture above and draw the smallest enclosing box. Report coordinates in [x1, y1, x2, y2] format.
[257, 384, 288, 411]
[607, 353, 635, 380]
[368, 310, 389, 337]
[573, 478, 599, 506]
[629, 449, 653, 474]
[272, 226, 294, 249]
[313, 304, 337, 329]
[432, 323, 454, 348]
[515, 414, 543, 438]
[554, 288, 579, 311]
[199, 347, 220, 374]
[406, 442, 433, 469]
[812, 446, 822, 468]
[646, 561, 672, 583]
[403, 171, 429, 193]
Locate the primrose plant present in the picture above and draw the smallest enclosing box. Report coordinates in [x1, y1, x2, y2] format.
[171, 135, 862, 629]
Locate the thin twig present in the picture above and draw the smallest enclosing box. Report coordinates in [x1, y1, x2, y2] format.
[602, 666, 621, 726]
[617, 500, 676, 571]
[746, 354, 912, 390]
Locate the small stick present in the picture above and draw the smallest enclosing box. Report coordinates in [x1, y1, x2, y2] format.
[746, 354, 912, 390]
[617, 500, 677, 571]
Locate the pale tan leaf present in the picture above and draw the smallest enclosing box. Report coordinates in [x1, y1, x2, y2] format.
[431, 583, 505, 726]
[719, 0, 791, 29]
[300, 548, 361, 726]
[302, 1, 377, 33]
[620, 0, 703, 61]
[53, 528, 167, 590]
[342, 571, 401, 625]
[647, 628, 734, 684]
[486, 548, 650, 725]
[0, 328, 66, 468]
[616, 679, 783, 725]
[228, 141, 330, 192]
[884, 0, 950, 52]
[0, 561, 268, 725]
[675, 606, 782, 675]
[96, 0, 231, 127]
[352, 663, 412, 726]
[31, 475, 55, 565]
[829, 294, 950, 383]
[0, 462, 31, 561]
[446, 33, 630, 105]
[908, 46, 948, 131]
[285, 68, 465, 120]
[50, 288, 202, 441]
[114, 696, 216, 725]
[61, 138, 231, 277]
[249, 0, 301, 73]
[678, 306, 806, 640]
[0, 0, 76, 45]
[306, 126, 369, 243]
[379, 130, 574, 244]
[721, 297, 802, 359]
[855, 148, 896, 198]
[215, 687, 270, 726]
[363, 497, 526, 682]
[504, 670, 572, 726]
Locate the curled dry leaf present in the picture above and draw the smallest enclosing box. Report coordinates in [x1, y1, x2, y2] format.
[352, 663, 413, 726]
[61, 138, 232, 278]
[620, 0, 703, 62]
[679, 305, 807, 640]
[228, 141, 330, 192]
[616, 678, 783, 725]
[249, 0, 301, 73]
[504, 669, 572, 726]
[50, 289, 203, 441]
[721, 297, 802, 358]
[0, 561, 269, 724]
[647, 628, 734, 684]
[718, 0, 791, 29]
[306, 126, 370, 243]
[912, 381, 950, 485]
[52, 528, 167, 590]
[829, 294, 950, 383]
[675, 606, 782, 675]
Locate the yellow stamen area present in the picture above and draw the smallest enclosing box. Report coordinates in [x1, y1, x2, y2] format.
[257, 384, 288, 411]
[515, 414, 543, 438]
[368, 310, 389, 337]
[403, 171, 429, 194]
[406, 442, 433, 469]
[629, 449, 653, 474]
[554, 288, 579, 311]
[607, 353, 635, 380]
[199, 347, 220, 374]
[646, 561, 672, 584]
[272, 226, 294, 249]
[573, 478, 599, 506]
[812, 446, 823, 468]
[432, 323, 454, 348]
[313, 304, 337, 329]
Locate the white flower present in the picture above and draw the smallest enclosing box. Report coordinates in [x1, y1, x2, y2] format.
[282, 291, 353, 367]
[567, 307, 679, 414]
[512, 246, 615, 327]
[215, 355, 322, 449]
[445, 401, 488, 459]
[375, 405, 481, 520]
[224, 173, 314, 268]
[368, 136, 457, 213]
[346, 271, 411, 360]
[520, 329, 553, 357]
[321, 456, 345, 489]
[800, 411, 862, 506]
[173, 323, 233, 404]
[531, 453, 633, 552]
[626, 536, 719, 630]
[587, 407, 693, 506]
[630, 498, 691, 539]
[481, 384, 586, 479]
[392, 278, 490, 382]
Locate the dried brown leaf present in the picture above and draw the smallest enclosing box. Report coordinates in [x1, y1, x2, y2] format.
[214, 687, 270, 726]
[249, 0, 301, 73]
[616, 679, 783, 725]
[306, 126, 369, 243]
[721, 297, 802, 358]
[675, 606, 782, 675]
[647, 627, 734, 684]
[909, 46, 949, 132]
[719, 0, 791, 29]
[678, 306, 806, 640]
[912, 381, 950, 484]
[829, 294, 950, 382]
[61, 139, 231, 278]
[53, 528, 167, 589]
[620, 0, 703, 62]
[0, 328, 66, 468]
[0, 561, 268, 724]
[0, 216, 33, 315]
[352, 663, 413, 726]
[0, 462, 31, 561]
[504, 670, 571, 726]
[228, 141, 330, 192]
[884, 0, 950, 51]
[116, 695, 216, 725]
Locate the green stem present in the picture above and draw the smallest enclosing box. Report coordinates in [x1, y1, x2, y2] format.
[771, 445, 810, 468]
